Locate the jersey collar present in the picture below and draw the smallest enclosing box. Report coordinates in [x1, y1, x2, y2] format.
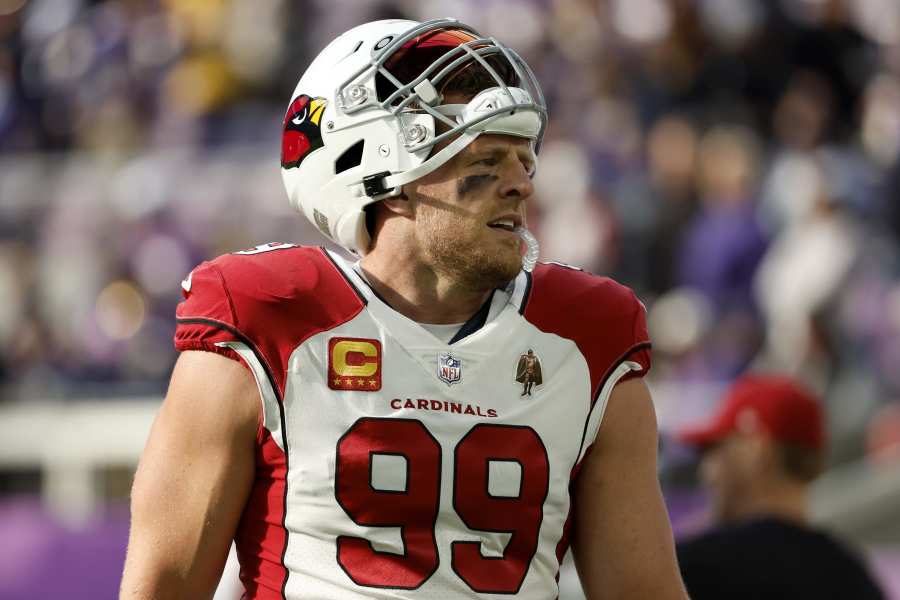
[322, 248, 531, 347]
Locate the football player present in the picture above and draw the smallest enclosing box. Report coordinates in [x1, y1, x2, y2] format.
[121, 18, 688, 599]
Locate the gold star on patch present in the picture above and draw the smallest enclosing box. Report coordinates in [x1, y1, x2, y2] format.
[333, 377, 342, 386]
[344, 378, 353, 386]
[368, 379, 377, 387]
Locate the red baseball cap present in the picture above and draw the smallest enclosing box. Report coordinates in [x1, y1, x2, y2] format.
[678, 374, 826, 450]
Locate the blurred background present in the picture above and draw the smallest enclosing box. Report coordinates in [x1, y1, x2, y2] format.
[1, 0, 899, 597]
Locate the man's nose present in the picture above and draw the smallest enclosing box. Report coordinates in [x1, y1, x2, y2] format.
[498, 160, 534, 200]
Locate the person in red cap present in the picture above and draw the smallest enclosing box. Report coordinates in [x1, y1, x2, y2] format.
[676, 374, 885, 599]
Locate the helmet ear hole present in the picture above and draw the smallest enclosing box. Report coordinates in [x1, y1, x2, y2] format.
[364, 203, 378, 239]
[335, 140, 365, 174]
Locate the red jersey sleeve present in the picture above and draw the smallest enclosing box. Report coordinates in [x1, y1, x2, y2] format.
[523, 263, 652, 401]
[173, 245, 366, 395]
[174, 260, 245, 362]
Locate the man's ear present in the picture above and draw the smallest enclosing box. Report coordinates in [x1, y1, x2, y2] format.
[752, 434, 781, 474]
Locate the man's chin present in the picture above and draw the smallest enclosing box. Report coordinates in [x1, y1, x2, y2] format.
[471, 251, 522, 289]
[437, 250, 521, 292]
[423, 229, 523, 290]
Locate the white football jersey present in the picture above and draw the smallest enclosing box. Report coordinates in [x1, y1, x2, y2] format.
[175, 244, 651, 599]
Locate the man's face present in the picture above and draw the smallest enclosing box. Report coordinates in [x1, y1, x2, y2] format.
[405, 133, 536, 290]
[699, 433, 759, 523]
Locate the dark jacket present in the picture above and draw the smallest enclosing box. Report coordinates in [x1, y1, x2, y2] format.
[677, 517, 885, 600]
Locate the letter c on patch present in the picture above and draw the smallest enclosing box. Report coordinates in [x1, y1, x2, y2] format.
[332, 340, 379, 377]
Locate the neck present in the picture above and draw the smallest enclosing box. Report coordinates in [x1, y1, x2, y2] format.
[359, 250, 494, 324]
[727, 480, 809, 525]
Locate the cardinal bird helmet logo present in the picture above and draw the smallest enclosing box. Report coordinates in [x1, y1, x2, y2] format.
[281, 95, 327, 169]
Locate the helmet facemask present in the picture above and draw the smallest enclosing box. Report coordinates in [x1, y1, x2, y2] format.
[335, 19, 547, 197]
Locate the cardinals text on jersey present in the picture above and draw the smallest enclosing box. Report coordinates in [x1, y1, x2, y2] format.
[174, 244, 651, 599]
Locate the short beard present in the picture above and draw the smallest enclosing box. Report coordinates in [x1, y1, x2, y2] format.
[418, 214, 522, 292]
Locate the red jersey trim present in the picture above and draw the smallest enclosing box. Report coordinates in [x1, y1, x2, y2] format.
[553, 445, 593, 582]
[236, 429, 290, 600]
[176, 316, 291, 599]
[551, 340, 651, 583]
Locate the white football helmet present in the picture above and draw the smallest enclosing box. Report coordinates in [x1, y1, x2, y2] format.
[280, 18, 547, 255]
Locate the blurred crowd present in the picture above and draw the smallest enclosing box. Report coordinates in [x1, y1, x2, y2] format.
[1, 0, 900, 466]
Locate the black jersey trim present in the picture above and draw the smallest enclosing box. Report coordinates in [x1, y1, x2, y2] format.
[320, 247, 368, 305]
[352, 267, 393, 307]
[327, 249, 501, 345]
[349, 270, 495, 345]
[176, 316, 292, 599]
[447, 290, 495, 345]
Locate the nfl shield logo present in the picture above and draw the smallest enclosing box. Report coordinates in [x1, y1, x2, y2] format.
[437, 354, 462, 386]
